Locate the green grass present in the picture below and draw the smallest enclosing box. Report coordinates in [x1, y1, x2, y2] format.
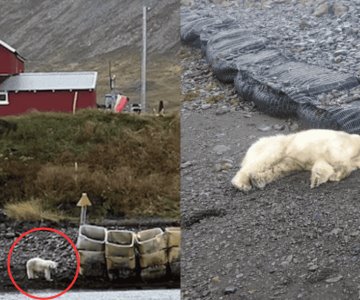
[0, 109, 180, 221]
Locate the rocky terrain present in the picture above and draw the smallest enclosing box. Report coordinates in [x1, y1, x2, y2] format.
[181, 0, 360, 130]
[182, 0, 360, 75]
[180, 42, 360, 300]
[0, 213, 180, 292]
[0, 0, 179, 63]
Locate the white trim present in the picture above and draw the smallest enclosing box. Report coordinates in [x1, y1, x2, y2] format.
[0, 72, 97, 91]
[0, 40, 16, 53]
[92, 72, 98, 89]
[0, 91, 9, 105]
[0, 40, 26, 62]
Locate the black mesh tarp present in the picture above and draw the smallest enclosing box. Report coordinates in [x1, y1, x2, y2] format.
[181, 12, 360, 133]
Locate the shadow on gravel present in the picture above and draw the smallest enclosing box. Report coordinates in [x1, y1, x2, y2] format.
[183, 208, 227, 229]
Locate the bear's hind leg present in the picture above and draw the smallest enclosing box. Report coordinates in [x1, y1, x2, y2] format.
[251, 157, 300, 189]
[310, 160, 335, 188]
[329, 163, 353, 182]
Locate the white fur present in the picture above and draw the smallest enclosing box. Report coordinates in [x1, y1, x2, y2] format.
[26, 257, 58, 281]
[231, 129, 360, 191]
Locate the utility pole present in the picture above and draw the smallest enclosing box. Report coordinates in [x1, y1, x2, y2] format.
[109, 61, 112, 90]
[141, 6, 147, 113]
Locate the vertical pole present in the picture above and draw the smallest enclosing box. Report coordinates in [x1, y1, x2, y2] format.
[141, 6, 147, 113]
[80, 207, 83, 225]
[83, 207, 87, 224]
[74, 162, 78, 185]
[80, 207, 87, 225]
[72, 91, 78, 115]
[109, 61, 112, 91]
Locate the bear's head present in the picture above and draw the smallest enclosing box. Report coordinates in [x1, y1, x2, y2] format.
[50, 261, 58, 269]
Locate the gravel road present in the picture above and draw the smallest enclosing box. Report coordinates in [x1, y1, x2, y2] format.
[181, 46, 360, 299]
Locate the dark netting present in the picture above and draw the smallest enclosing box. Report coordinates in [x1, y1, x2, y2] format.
[199, 22, 239, 55]
[263, 62, 359, 98]
[208, 36, 267, 66]
[181, 17, 217, 48]
[297, 104, 360, 133]
[205, 29, 256, 64]
[181, 9, 360, 133]
[296, 103, 340, 130]
[326, 105, 360, 133]
[234, 71, 298, 117]
[234, 59, 359, 120]
[212, 49, 285, 83]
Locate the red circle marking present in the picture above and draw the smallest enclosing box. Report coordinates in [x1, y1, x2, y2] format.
[7, 227, 80, 300]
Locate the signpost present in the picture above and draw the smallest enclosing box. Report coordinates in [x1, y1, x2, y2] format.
[77, 193, 92, 225]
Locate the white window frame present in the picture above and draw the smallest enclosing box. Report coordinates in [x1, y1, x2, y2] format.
[0, 91, 9, 105]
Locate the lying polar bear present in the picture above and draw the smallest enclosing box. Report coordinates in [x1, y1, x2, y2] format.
[26, 257, 58, 281]
[231, 129, 360, 191]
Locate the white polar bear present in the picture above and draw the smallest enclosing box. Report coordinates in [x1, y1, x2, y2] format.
[231, 129, 360, 191]
[26, 257, 58, 282]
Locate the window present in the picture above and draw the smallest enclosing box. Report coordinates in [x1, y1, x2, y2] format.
[0, 92, 8, 105]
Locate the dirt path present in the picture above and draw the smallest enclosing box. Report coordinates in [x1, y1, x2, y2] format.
[181, 48, 360, 300]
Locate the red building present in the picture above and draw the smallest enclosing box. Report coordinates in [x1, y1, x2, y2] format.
[0, 40, 25, 76]
[0, 40, 97, 116]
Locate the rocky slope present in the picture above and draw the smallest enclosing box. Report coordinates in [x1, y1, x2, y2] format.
[0, 0, 181, 109]
[0, 0, 179, 63]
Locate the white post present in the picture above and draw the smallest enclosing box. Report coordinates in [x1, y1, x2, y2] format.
[81, 207, 87, 225]
[74, 162, 78, 185]
[141, 6, 147, 113]
[72, 91, 78, 115]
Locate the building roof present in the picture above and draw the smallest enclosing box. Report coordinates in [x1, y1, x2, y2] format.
[0, 40, 26, 61]
[0, 72, 98, 91]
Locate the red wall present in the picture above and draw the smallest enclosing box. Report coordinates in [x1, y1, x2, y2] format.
[0, 46, 25, 75]
[0, 90, 96, 116]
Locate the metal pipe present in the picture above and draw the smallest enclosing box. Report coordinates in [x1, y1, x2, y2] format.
[141, 6, 147, 113]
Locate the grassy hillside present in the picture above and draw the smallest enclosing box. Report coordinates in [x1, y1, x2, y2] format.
[0, 110, 180, 221]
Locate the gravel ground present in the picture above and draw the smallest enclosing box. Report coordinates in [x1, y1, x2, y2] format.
[182, 0, 360, 75]
[180, 46, 360, 299]
[181, 0, 360, 111]
[0, 220, 79, 292]
[0, 219, 179, 292]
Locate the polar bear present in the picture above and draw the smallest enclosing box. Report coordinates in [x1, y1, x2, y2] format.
[26, 257, 58, 281]
[231, 129, 360, 191]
